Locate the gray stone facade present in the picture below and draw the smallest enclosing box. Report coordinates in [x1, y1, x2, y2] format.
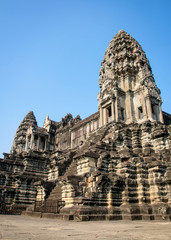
[0, 30, 171, 220]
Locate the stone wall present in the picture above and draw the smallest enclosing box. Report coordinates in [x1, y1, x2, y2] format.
[71, 112, 99, 149]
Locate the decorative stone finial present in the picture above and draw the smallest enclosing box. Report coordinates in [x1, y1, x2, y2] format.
[118, 29, 125, 34]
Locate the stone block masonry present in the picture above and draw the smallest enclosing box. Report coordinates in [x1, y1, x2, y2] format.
[0, 30, 171, 220]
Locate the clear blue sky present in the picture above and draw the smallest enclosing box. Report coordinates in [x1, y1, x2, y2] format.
[0, 0, 171, 157]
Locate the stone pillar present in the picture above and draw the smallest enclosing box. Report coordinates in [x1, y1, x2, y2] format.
[142, 96, 148, 121]
[146, 96, 153, 120]
[99, 106, 103, 127]
[103, 108, 107, 125]
[25, 136, 28, 151]
[125, 74, 131, 91]
[125, 90, 133, 123]
[44, 138, 47, 151]
[159, 103, 164, 123]
[111, 99, 115, 121]
[37, 136, 40, 151]
[114, 91, 119, 122]
[30, 134, 34, 150]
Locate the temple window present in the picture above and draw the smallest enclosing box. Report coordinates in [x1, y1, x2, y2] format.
[121, 108, 125, 121]
[40, 137, 45, 150]
[34, 135, 38, 147]
[106, 105, 112, 123]
[138, 106, 143, 119]
[151, 104, 157, 120]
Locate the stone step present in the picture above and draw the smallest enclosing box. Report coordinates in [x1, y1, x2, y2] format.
[63, 159, 77, 178]
[46, 183, 62, 201]
[46, 160, 77, 202]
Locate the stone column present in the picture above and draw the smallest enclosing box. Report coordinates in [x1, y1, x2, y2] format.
[159, 103, 164, 123]
[146, 96, 153, 120]
[37, 136, 40, 151]
[103, 108, 107, 125]
[142, 96, 148, 121]
[114, 91, 119, 122]
[30, 134, 34, 150]
[125, 90, 133, 123]
[99, 106, 103, 127]
[44, 138, 47, 151]
[111, 99, 115, 121]
[25, 136, 28, 151]
[125, 74, 131, 91]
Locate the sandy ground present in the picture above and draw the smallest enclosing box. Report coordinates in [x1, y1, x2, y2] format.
[0, 214, 170, 240]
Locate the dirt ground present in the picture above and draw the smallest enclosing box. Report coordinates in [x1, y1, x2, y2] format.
[0, 214, 170, 240]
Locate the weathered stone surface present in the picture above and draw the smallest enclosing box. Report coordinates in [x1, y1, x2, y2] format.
[0, 30, 171, 220]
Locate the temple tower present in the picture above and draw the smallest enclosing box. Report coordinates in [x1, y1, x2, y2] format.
[98, 30, 163, 126]
[11, 111, 37, 154]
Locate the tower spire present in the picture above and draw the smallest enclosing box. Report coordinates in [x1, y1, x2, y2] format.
[98, 30, 163, 126]
[10, 111, 37, 154]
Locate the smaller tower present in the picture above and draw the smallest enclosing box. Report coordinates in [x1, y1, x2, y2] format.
[98, 30, 163, 126]
[10, 111, 37, 154]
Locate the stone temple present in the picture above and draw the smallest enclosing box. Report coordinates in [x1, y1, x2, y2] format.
[0, 30, 171, 220]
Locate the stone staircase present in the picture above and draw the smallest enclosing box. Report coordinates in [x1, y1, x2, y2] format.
[46, 182, 62, 201]
[62, 159, 77, 179]
[45, 159, 77, 203]
[78, 124, 111, 153]
[44, 125, 110, 205]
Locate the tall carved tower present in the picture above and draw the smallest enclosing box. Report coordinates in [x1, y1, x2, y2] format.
[98, 30, 163, 126]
